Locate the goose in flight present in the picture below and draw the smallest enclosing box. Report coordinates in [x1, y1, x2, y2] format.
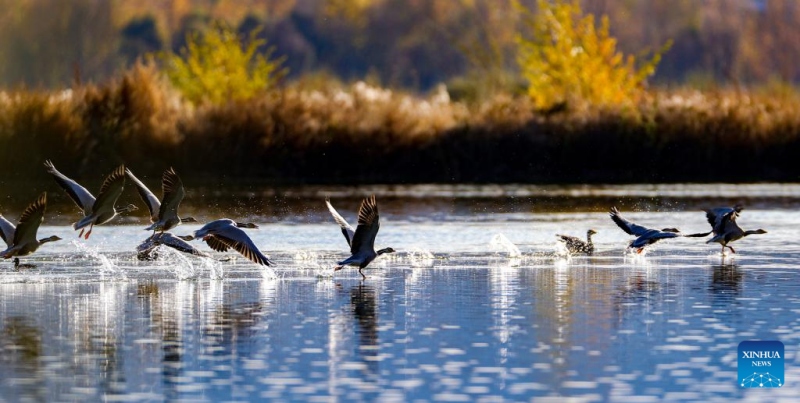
[44, 160, 137, 239]
[556, 229, 597, 255]
[704, 205, 767, 254]
[126, 167, 197, 232]
[136, 232, 210, 260]
[189, 219, 273, 266]
[1, 192, 61, 268]
[609, 207, 707, 253]
[331, 195, 395, 280]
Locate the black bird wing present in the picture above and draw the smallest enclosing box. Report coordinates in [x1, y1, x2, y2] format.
[205, 235, 231, 252]
[350, 195, 380, 255]
[609, 207, 651, 236]
[705, 207, 740, 236]
[157, 168, 186, 222]
[93, 165, 127, 215]
[13, 192, 46, 246]
[202, 225, 273, 266]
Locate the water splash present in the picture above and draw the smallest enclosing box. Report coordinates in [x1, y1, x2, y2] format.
[294, 250, 319, 263]
[490, 234, 522, 258]
[200, 256, 223, 280]
[151, 245, 198, 280]
[71, 240, 126, 280]
[406, 247, 436, 268]
[553, 241, 571, 259]
[261, 266, 278, 280]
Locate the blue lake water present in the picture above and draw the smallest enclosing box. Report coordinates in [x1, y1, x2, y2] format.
[0, 184, 798, 401]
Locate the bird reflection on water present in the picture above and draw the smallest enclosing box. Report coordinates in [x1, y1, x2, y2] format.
[708, 264, 743, 309]
[350, 284, 379, 372]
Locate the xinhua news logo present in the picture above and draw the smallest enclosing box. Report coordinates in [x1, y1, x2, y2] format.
[738, 340, 784, 388]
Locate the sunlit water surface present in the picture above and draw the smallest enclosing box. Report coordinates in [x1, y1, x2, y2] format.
[0, 184, 799, 402]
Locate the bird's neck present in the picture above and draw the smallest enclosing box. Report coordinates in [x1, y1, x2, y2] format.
[743, 230, 763, 237]
[377, 247, 393, 255]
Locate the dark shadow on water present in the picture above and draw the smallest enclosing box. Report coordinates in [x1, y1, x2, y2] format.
[708, 264, 743, 307]
[350, 284, 379, 373]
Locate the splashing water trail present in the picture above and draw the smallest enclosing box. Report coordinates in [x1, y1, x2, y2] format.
[72, 240, 126, 280]
[553, 241, 571, 259]
[406, 247, 435, 268]
[261, 266, 278, 280]
[154, 245, 198, 280]
[201, 256, 223, 280]
[490, 234, 522, 258]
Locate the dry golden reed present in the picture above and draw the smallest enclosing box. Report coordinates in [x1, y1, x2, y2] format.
[1, 64, 799, 184]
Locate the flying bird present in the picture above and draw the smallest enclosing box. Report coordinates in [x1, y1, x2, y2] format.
[126, 167, 197, 232]
[0, 192, 61, 268]
[704, 205, 767, 254]
[189, 219, 272, 266]
[609, 207, 706, 253]
[44, 160, 137, 239]
[330, 195, 395, 280]
[136, 232, 210, 260]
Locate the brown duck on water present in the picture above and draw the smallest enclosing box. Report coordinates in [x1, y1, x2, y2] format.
[556, 229, 597, 255]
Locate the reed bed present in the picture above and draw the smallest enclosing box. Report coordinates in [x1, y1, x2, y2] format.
[1, 65, 799, 185]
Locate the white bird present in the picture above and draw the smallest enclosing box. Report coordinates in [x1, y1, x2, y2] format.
[126, 167, 197, 232]
[704, 205, 767, 254]
[1, 192, 62, 268]
[44, 160, 137, 239]
[136, 232, 210, 260]
[332, 195, 395, 280]
[609, 207, 706, 253]
[189, 219, 272, 266]
[556, 229, 597, 255]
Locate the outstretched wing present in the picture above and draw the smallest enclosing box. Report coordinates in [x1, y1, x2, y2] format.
[157, 168, 186, 222]
[204, 235, 231, 252]
[93, 165, 126, 215]
[13, 192, 46, 246]
[705, 207, 735, 231]
[609, 207, 651, 236]
[0, 215, 16, 248]
[213, 227, 273, 266]
[125, 168, 160, 222]
[325, 198, 355, 247]
[350, 195, 380, 255]
[44, 160, 95, 215]
[159, 233, 209, 257]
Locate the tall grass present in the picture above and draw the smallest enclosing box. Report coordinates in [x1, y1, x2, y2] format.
[1, 65, 800, 185]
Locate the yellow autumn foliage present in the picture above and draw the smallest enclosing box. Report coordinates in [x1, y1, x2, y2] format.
[515, 0, 670, 109]
[160, 24, 286, 105]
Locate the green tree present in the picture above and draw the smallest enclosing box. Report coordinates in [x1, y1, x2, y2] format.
[160, 23, 286, 105]
[515, 0, 670, 109]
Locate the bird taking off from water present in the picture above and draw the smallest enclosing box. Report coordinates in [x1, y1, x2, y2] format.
[704, 205, 767, 254]
[0, 192, 61, 268]
[189, 219, 273, 266]
[329, 195, 395, 280]
[609, 207, 707, 253]
[126, 167, 197, 233]
[44, 160, 137, 239]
